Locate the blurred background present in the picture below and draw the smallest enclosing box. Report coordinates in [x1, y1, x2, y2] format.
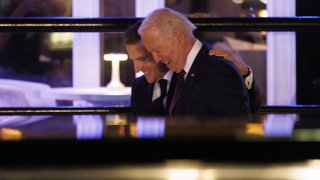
[0, 0, 319, 107]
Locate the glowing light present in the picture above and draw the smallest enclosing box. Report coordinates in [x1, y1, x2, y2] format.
[232, 0, 244, 4]
[168, 169, 199, 180]
[307, 160, 320, 167]
[260, 0, 267, 4]
[104, 53, 128, 61]
[130, 123, 137, 138]
[105, 115, 127, 125]
[73, 0, 100, 87]
[288, 167, 320, 180]
[103, 53, 128, 90]
[50, 33, 73, 49]
[136, 117, 165, 138]
[258, 9, 268, 17]
[246, 123, 264, 136]
[0, 128, 22, 141]
[264, 114, 296, 137]
[73, 115, 103, 140]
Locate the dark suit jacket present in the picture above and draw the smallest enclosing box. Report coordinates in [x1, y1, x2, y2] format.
[249, 79, 262, 114]
[130, 76, 154, 116]
[131, 76, 174, 116]
[172, 44, 251, 118]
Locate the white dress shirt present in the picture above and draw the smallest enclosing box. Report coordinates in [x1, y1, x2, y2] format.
[152, 70, 174, 107]
[244, 66, 253, 89]
[183, 39, 202, 79]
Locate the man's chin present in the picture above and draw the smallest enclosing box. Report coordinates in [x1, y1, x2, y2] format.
[145, 77, 155, 84]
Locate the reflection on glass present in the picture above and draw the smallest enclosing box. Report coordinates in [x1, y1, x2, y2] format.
[0, 0, 72, 89]
[264, 114, 297, 137]
[105, 115, 127, 126]
[104, 114, 128, 138]
[0, 128, 22, 141]
[136, 117, 165, 138]
[246, 123, 264, 136]
[73, 115, 103, 140]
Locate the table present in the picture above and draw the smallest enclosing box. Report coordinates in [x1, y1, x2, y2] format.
[41, 87, 131, 106]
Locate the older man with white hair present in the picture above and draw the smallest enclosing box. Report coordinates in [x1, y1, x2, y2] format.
[138, 8, 251, 118]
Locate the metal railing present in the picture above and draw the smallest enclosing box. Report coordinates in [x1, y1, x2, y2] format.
[0, 106, 319, 115]
[1, 17, 320, 32]
[0, 16, 320, 115]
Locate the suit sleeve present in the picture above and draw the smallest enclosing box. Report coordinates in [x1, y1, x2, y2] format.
[130, 78, 137, 117]
[248, 78, 262, 114]
[206, 58, 251, 118]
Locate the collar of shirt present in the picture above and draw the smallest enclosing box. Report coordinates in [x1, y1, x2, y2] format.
[152, 70, 173, 102]
[183, 39, 202, 79]
[244, 66, 254, 89]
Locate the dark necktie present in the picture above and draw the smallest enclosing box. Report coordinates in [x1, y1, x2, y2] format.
[152, 79, 167, 115]
[158, 79, 168, 100]
[169, 70, 186, 117]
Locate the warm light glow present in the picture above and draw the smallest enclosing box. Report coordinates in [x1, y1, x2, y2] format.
[104, 53, 128, 61]
[0, 128, 22, 141]
[232, 0, 244, 4]
[260, 0, 267, 4]
[246, 123, 264, 136]
[307, 160, 320, 167]
[50, 33, 73, 49]
[105, 115, 127, 125]
[168, 169, 199, 180]
[288, 167, 320, 180]
[130, 123, 137, 138]
[103, 53, 128, 90]
[258, 9, 268, 17]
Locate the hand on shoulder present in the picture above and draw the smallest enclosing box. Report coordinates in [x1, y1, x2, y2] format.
[209, 43, 249, 76]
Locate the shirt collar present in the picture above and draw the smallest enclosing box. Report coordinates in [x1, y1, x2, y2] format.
[155, 70, 173, 89]
[162, 70, 173, 82]
[183, 39, 202, 76]
[153, 70, 173, 101]
[161, 70, 173, 91]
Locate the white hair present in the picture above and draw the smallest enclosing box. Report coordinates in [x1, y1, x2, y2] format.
[138, 8, 196, 37]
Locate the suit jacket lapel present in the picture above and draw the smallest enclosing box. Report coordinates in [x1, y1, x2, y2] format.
[175, 45, 207, 113]
[139, 82, 154, 115]
[146, 83, 154, 103]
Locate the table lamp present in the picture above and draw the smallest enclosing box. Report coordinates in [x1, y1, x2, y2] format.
[103, 53, 128, 90]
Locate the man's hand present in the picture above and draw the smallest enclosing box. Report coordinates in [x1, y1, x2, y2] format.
[209, 45, 249, 76]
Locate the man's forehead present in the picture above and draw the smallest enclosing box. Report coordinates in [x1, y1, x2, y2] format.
[129, 47, 150, 60]
[142, 35, 161, 51]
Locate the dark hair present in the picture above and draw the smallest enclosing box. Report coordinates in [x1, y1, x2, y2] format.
[123, 19, 143, 45]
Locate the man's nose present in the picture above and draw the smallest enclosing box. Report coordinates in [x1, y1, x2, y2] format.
[134, 61, 142, 73]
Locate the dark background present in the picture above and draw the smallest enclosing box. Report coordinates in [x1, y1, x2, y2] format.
[296, 0, 320, 104]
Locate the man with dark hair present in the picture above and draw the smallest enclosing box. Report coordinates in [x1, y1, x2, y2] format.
[124, 20, 171, 116]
